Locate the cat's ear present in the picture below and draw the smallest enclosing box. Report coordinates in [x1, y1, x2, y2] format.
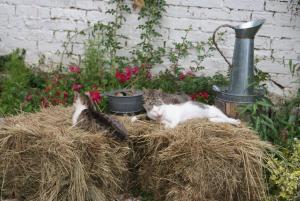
[142, 88, 149, 95]
[84, 91, 97, 110]
[84, 91, 90, 98]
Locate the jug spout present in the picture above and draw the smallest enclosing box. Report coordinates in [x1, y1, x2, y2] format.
[234, 19, 265, 39]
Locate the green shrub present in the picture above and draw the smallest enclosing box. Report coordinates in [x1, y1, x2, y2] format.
[240, 95, 300, 146]
[267, 141, 300, 201]
[0, 50, 46, 115]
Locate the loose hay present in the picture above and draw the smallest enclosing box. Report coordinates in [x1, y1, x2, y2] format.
[121, 118, 272, 201]
[0, 106, 128, 201]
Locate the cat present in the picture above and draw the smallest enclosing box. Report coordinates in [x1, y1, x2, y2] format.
[143, 88, 191, 112]
[146, 101, 241, 128]
[72, 91, 128, 141]
[131, 89, 191, 122]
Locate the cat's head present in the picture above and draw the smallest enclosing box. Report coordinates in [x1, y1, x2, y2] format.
[143, 88, 164, 112]
[73, 91, 93, 110]
[147, 105, 163, 120]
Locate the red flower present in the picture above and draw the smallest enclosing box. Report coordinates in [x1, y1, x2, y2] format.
[69, 65, 80, 73]
[131, 66, 139, 75]
[125, 66, 132, 79]
[25, 94, 33, 102]
[116, 70, 126, 83]
[190, 91, 209, 101]
[190, 94, 197, 101]
[200, 91, 209, 100]
[115, 66, 140, 83]
[72, 83, 83, 91]
[63, 91, 68, 99]
[89, 90, 102, 103]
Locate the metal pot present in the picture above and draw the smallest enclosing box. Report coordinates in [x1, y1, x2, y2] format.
[106, 89, 144, 114]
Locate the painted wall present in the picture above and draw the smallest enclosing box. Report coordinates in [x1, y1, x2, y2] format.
[0, 0, 299, 95]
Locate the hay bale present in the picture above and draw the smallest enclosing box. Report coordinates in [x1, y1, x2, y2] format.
[122, 118, 272, 201]
[0, 106, 128, 201]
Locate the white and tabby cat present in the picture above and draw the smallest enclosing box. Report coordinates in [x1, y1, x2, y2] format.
[146, 101, 240, 128]
[72, 92, 128, 140]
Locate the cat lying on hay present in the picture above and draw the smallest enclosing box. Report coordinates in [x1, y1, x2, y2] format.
[132, 89, 240, 128]
[123, 114, 272, 201]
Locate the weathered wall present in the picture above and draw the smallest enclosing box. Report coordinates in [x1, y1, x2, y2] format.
[0, 0, 299, 95]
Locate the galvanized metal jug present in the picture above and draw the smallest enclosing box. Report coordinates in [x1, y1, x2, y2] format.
[212, 19, 265, 103]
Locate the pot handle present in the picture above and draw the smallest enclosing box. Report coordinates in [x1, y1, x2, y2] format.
[212, 24, 235, 68]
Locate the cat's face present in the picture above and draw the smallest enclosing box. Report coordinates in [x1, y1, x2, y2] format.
[143, 89, 164, 112]
[147, 105, 163, 120]
[73, 92, 89, 109]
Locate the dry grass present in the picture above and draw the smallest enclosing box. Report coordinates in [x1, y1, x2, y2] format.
[121, 117, 272, 201]
[0, 106, 272, 201]
[0, 106, 129, 201]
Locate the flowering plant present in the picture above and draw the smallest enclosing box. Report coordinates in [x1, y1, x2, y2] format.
[190, 91, 209, 103]
[115, 66, 139, 83]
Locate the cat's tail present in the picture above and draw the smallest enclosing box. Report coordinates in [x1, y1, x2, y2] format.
[90, 109, 128, 141]
[110, 123, 128, 141]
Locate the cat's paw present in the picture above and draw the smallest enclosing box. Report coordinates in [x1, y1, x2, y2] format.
[131, 116, 138, 123]
[231, 119, 241, 125]
[164, 122, 177, 129]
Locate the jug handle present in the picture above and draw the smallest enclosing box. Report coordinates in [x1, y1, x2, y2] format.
[212, 24, 235, 68]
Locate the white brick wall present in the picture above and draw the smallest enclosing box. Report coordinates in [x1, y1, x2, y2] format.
[0, 0, 299, 95]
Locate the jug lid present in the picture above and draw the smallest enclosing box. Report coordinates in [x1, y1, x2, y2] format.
[234, 19, 265, 39]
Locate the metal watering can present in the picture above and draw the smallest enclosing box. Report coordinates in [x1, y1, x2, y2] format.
[212, 19, 265, 104]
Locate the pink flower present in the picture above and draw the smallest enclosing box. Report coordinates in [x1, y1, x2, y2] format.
[186, 71, 195, 77]
[68, 65, 81, 73]
[72, 83, 83, 91]
[178, 71, 195, 80]
[89, 90, 102, 103]
[179, 72, 186, 80]
[131, 66, 139, 75]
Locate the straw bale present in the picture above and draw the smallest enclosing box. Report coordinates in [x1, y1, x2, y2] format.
[121, 117, 272, 201]
[0, 106, 128, 201]
[0, 106, 272, 201]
